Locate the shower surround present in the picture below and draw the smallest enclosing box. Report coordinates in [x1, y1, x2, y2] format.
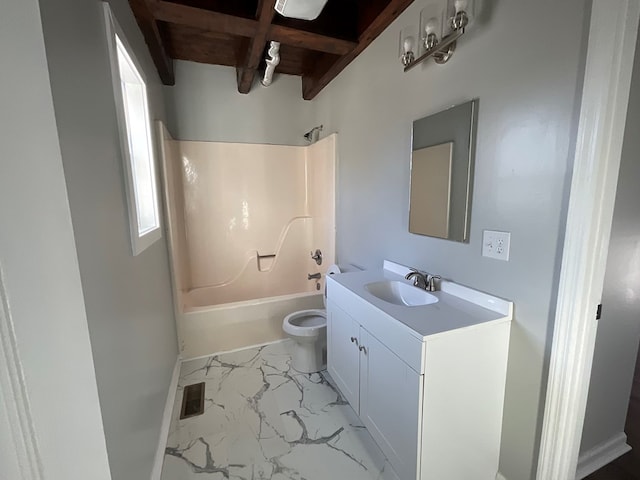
[159, 124, 336, 358]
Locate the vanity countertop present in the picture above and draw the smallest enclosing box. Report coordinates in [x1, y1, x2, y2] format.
[327, 261, 513, 341]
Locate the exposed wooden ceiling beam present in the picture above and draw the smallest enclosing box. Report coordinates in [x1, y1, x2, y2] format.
[129, 0, 175, 85]
[153, 1, 356, 55]
[270, 26, 355, 56]
[236, 0, 277, 93]
[154, 1, 256, 37]
[302, 0, 415, 100]
[165, 24, 241, 68]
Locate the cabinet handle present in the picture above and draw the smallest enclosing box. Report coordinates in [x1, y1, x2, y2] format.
[359, 345, 367, 355]
[350, 336, 359, 346]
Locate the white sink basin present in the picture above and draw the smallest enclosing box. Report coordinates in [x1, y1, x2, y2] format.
[364, 281, 438, 307]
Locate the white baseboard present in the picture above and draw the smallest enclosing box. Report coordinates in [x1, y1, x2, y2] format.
[495, 432, 631, 480]
[150, 356, 181, 480]
[576, 432, 631, 479]
[183, 338, 288, 362]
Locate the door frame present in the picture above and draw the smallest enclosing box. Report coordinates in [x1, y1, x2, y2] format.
[537, 1, 640, 478]
[0, 268, 44, 480]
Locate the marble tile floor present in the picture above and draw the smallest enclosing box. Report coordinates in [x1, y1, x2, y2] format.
[160, 340, 397, 480]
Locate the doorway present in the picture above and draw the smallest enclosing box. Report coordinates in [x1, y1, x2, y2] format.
[586, 346, 640, 479]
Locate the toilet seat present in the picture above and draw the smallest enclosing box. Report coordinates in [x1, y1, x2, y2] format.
[283, 309, 326, 337]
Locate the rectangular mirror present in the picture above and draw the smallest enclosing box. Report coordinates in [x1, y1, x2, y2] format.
[410, 99, 477, 242]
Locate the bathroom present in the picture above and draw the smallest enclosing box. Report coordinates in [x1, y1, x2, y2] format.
[3, 1, 640, 480]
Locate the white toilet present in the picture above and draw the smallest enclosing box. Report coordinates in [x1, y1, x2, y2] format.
[283, 264, 341, 373]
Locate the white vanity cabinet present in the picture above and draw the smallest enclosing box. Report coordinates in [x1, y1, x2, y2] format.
[326, 264, 512, 480]
[328, 303, 423, 480]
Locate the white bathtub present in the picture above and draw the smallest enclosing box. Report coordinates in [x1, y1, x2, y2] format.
[178, 290, 323, 359]
[158, 127, 336, 359]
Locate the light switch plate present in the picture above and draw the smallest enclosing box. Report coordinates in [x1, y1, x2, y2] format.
[482, 230, 511, 261]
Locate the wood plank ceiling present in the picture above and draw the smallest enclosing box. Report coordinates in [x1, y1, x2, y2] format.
[129, 0, 415, 99]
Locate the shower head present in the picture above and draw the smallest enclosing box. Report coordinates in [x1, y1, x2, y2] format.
[303, 125, 323, 144]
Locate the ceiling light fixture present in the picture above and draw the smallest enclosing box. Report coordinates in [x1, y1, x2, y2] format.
[275, 0, 328, 21]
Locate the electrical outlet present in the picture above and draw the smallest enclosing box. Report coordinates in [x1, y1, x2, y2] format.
[483, 230, 511, 261]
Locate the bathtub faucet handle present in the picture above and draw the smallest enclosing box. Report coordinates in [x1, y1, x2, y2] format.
[311, 249, 323, 265]
[308, 273, 321, 280]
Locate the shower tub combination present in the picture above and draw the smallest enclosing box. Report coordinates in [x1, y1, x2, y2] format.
[159, 124, 336, 359]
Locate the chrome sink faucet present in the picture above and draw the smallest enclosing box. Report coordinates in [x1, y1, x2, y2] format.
[405, 269, 428, 290]
[405, 269, 441, 292]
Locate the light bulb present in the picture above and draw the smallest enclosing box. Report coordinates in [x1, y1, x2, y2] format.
[454, 0, 468, 13]
[403, 35, 415, 54]
[423, 17, 439, 50]
[425, 17, 439, 36]
[448, 0, 471, 30]
[399, 26, 417, 66]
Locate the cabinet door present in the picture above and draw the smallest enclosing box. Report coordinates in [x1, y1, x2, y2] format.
[359, 328, 423, 480]
[327, 302, 361, 412]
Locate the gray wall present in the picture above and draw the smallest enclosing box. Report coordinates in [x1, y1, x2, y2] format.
[581, 29, 640, 453]
[308, 1, 587, 479]
[38, 1, 178, 479]
[165, 61, 314, 145]
[0, 0, 111, 478]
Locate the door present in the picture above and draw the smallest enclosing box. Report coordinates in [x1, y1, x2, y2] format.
[359, 328, 423, 480]
[327, 302, 361, 411]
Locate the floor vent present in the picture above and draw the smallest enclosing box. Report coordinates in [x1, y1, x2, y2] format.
[180, 382, 205, 419]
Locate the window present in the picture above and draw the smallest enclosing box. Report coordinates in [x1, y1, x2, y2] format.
[104, 4, 161, 255]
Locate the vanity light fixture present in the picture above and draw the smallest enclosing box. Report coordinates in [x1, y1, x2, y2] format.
[401, 0, 474, 72]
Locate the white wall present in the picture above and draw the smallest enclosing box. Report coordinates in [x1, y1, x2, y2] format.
[165, 61, 314, 145]
[580, 28, 640, 453]
[0, 0, 111, 479]
[37, 1, 178, 479]
[308, 1, 587, 479]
